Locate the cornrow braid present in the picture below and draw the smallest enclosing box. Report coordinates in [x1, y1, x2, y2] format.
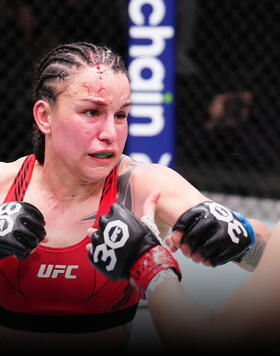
[31, 42, 128, 164]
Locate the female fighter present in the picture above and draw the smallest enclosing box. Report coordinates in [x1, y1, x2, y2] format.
[0, 42, 270, 352]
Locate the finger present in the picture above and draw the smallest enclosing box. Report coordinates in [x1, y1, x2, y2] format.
[167, 230, 183, 248]
[41, 236, 49, 244]
[143, 191, 161, 219]
[86, 243, 92, 251]
[202, 259, 212, 267]
[165, 235, 178, 252]
[191, 251, 204, 263]
[87, 227, 97, 237]
[31, 235, 49, 254]
[180, 243, 192, 258]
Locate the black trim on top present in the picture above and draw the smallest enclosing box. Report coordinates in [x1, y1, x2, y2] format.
[0, 303, 138, 333]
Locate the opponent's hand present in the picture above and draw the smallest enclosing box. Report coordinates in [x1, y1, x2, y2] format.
[0, 201, 46, 260]
[87, 192, 181, 298]
[167, 201, 255, 267]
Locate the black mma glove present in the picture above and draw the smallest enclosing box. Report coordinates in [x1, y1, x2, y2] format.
[88, 203, 181, 298]
[0, 201, 46, 260]
[173, 201, 255, 267]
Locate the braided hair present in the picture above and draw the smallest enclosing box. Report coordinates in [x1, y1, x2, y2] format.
[32, 42, 128, 164]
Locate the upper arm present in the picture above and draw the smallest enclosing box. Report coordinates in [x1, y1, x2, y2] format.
[130, 163, 209, 229]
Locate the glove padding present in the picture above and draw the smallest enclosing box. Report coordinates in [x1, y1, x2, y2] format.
[0, 201, 46, 260]
[88, 203, 181, 299]
[88, 203, 161, 281]
[173, 201, 255, 266]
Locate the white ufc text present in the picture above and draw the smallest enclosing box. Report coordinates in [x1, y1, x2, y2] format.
[37, 264, 79, 279]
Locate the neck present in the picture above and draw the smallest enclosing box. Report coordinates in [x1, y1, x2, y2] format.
[34, 159, 105, 204]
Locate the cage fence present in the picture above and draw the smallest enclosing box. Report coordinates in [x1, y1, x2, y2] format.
[175, 0, 280, 223]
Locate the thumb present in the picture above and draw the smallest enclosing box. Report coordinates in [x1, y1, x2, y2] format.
[86, 227, 97, 251]
[141, 191, 161, 239]
[87, 227, 97, 237]
[143, 191, 161, 219]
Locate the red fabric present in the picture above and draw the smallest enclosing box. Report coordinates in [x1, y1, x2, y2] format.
[4, 154, 36, 202]
[0, 156, 139, 315]
[92, 165, 117, 229]
[129, 245, 182, 299]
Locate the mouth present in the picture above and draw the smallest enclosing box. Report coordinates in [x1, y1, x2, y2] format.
[89, 152, 114, 159]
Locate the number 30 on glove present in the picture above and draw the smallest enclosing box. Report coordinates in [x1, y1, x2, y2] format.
[173, 201, 255, 266]
[88, 203, 181, 299]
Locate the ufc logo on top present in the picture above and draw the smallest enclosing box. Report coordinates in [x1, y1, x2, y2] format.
[37, 264, 79, 279]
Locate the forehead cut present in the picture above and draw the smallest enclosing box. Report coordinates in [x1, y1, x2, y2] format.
[33, 42, 128, 102]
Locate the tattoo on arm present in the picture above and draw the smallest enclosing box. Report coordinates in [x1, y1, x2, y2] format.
[116, 159, 138, 210]
[80, 158, 139, 223]
[239, 233, 266, 270]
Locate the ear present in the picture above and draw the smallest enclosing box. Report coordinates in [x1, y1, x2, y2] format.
[33, 100, 52, 135]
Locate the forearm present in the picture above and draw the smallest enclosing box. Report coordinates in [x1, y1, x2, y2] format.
[147, 274, 278, 352]
[148, 278, 212, 351]
[235, 218, 271, 271]
[147, 278, 255, 352]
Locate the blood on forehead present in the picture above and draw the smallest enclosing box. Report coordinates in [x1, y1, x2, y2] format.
[81, 63, 107, 102]
[82, 81, 105, 96]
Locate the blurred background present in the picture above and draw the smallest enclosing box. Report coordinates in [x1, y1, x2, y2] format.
[1, 0, 279, 352]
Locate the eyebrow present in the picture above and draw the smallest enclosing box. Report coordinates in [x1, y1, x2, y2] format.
[80, 99, 131, 108]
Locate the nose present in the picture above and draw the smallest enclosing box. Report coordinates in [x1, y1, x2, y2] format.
[97, 116, 117, 144]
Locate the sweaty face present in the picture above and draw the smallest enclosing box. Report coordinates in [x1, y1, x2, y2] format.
[46, 65, 131, 182]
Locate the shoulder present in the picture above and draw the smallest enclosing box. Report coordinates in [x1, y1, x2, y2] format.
[118, 154, 180, 180]
[117, 154, 207, 211]
[0, 156, 27, 202]
[117, 155, 210, 228]
[0, 156, 26, 183]
[116, 155, 173, 205]
[118, 155, 192, 191]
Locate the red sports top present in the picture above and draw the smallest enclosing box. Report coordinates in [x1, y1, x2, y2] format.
[0, 155, 139, 330]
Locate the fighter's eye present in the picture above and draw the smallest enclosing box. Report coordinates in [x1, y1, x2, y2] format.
[115, 112, 127, 120]
[85, 109, 100, 117]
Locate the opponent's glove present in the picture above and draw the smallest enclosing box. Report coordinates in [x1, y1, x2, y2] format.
[173, 201, 255, 267]
[88, 203, 181, 299]
[0, 201, 46, 260]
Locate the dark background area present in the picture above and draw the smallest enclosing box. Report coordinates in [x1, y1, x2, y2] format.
[1, 0, 279, 199]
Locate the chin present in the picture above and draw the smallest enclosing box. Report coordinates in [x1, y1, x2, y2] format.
[87, 165, 113, 182]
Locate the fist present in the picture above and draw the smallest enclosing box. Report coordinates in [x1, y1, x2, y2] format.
[0, 201, 46, 260]
[172, 201, 255, 266]
[88, 196, 181, 299]
[88, 203, 160, 281]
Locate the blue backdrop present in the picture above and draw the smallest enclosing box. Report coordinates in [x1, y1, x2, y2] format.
[126, 0, 176, 168]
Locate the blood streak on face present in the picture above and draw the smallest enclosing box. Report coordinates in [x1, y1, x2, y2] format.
[82, 63, 109, 103]
[96, 64, 103, 78]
